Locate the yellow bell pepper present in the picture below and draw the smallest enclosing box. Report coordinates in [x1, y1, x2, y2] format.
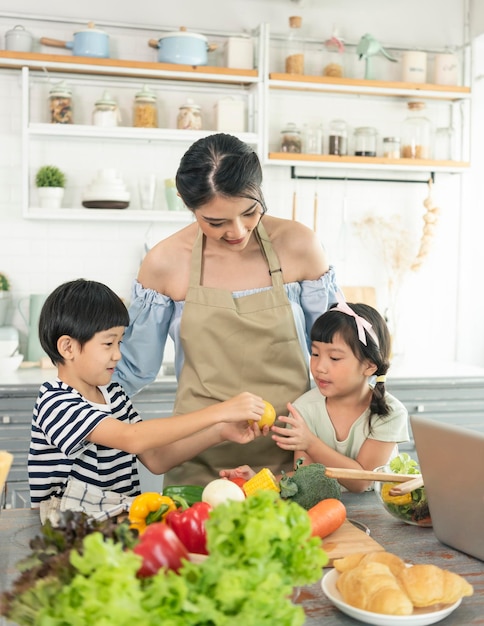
[129, 492, 177, 534]
[381, 483, 413, 506]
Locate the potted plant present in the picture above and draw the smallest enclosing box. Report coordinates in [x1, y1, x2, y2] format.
[35, 165, 66, 209]
[0, 272, 11, 326]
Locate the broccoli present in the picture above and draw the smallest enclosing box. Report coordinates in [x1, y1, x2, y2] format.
[279, 459, 342, 510]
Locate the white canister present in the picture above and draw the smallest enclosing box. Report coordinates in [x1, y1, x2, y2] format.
[224, 36, 254, 69]
[433, 53, 458, 86]
[214, 98, 245, 132]
[401, 51, 427, 84]
[5, 24, 33, 52]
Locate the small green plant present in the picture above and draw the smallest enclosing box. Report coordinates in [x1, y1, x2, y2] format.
[0, 273, 10, 291]
[35, 165, 66, 188]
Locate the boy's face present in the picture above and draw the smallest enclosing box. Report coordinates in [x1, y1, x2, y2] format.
[70, 326, 125, 389]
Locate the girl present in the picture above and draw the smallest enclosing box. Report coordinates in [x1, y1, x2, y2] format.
[222, 297, 409, 493]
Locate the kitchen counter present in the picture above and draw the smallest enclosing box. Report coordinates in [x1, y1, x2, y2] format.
[1, 492, 483, 625]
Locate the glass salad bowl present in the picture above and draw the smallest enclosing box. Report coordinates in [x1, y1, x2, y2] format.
[373, 455, 432, 527]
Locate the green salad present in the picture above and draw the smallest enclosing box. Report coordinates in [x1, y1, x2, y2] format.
[381, 454, 431, 526]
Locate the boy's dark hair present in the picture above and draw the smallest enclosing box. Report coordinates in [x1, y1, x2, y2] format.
[311, 302, 391, 426]
[39, 279, 129, 365]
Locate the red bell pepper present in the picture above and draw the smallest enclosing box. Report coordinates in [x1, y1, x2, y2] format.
[165, 501, 212, 555]
[133, 521, 189, 577]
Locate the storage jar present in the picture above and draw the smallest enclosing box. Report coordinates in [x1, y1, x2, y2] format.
[354, 126, 377, 156]
[214, 98, 245, 132]
[92, 91, 120, 127]
[49, 81, 73, 124]
[224, 36, 253, 69]
[285, 16, 304, 74]
[328, 119, 348, 155]
[177, 98, 202, 130]
[280, 123, 302, 153]
[401, 101, 432, 159]
[382, 137, 401, 159]
[133, 85, 158, 128]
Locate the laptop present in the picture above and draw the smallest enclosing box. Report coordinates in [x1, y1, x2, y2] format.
[410, 415, 484, 561]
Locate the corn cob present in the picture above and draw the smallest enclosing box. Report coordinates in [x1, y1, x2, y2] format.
[243, 467, 280, 497]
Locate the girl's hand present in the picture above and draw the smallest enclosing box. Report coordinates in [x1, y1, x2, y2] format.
[271, 402, 315, 451]
[219, 465, 256, 480]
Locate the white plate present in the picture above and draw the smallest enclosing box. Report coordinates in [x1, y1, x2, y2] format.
[321, 568, 462, 626]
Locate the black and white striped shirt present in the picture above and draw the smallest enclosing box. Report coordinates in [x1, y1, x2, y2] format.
[29, 379, 142, 506]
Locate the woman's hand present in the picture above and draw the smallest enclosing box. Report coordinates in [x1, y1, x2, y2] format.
[219, 465, 256, 480]
[271, 402, 316, 451]
[218, 419, 265, 445]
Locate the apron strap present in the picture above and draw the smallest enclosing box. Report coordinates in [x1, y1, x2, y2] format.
[189, 221, 284, 289]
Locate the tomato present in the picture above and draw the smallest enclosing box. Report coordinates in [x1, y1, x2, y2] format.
[229, 476, 248, 489]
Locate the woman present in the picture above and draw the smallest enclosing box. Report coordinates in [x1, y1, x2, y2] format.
[114, 133, 338, 485]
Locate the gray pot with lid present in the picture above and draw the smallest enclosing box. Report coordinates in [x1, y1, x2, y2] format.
[5, 25, 34, 52]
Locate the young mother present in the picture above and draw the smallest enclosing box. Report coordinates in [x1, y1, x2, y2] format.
[114, 133, 338, 485]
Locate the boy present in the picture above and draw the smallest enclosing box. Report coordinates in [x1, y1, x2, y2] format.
[28, 279, 264, 522]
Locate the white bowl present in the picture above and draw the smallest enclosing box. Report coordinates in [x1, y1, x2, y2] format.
[0, 353, 24, 373]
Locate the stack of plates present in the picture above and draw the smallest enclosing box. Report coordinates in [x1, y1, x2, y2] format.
[82, 169, 131, 209]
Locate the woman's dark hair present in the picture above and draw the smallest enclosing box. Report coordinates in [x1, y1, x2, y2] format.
[39, 278, 129, 365]
[175, 133, 267, 213]
[311, 302, 391, 427]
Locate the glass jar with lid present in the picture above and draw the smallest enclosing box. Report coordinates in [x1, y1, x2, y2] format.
[382, 137, 401, 159]
[285, 16, 304, 74]
[92, 91, 120, 127]
[49, 80, 73, 124]
[328, 119, 348, 155]
[177, 98, 202, 130]
[280, 122, 302, 153]
[133, 85, 158, 128]
[354, 127, 377, 156]
[401, 101, 432, 159]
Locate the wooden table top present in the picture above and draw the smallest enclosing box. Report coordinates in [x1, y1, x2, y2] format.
[1, 492, 483, 625]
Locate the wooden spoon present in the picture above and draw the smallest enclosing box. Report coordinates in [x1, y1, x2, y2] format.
[388, 475, 424, 496]
[325, 467, 417, 482]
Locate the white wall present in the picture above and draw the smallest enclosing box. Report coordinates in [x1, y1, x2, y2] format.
[0, 0, 481, 371]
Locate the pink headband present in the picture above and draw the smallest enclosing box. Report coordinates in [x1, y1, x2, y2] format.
[332, 291, 380, 348]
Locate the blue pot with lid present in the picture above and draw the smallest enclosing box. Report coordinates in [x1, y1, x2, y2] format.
[148, 27, 215, 66]
[40, 22, 109, 58]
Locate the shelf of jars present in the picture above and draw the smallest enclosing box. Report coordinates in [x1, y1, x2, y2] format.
[0, 51, 260, 85]
[266, 153, 470, 174]
[267, 73, 471, 101]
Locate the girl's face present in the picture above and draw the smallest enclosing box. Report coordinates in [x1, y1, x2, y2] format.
[194, 195, 263, 249]
[310, 332, 376, 399]
[63, 326, 125, 394]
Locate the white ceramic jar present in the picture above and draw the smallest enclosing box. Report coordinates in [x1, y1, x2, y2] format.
[401, 50, 427, 84]
[5, 25, 33, 52]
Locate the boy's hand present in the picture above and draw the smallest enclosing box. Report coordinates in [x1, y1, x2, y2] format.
[216, 392, 265, 424]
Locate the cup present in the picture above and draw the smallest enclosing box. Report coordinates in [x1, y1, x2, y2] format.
[138, 175, 157, 210]
[164, 178, 184, 211]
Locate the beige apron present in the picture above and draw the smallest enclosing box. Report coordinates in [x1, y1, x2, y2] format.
[166, 220, 310, 485]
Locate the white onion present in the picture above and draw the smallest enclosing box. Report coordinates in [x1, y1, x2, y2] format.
[201, 478, 245, 507]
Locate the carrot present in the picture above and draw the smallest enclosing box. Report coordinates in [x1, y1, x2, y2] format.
[308, 498, 347, 538]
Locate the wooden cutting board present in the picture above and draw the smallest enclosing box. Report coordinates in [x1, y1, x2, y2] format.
[321, 519, 385, 567]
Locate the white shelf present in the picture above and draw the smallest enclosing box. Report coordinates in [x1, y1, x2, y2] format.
[24, 207, 195, 222]
[27, 123, 260, 146]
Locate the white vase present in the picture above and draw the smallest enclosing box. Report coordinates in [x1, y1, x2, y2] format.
[0, 292, 11, 326]
[37, 187, 64, 209]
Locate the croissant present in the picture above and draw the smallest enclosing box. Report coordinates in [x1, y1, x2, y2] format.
[397, 564, 474, 607]
[333, 550, 406, 577]
[337, 561, 414, 615]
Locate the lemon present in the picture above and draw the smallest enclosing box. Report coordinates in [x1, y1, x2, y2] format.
[249, 400, 276, 430]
